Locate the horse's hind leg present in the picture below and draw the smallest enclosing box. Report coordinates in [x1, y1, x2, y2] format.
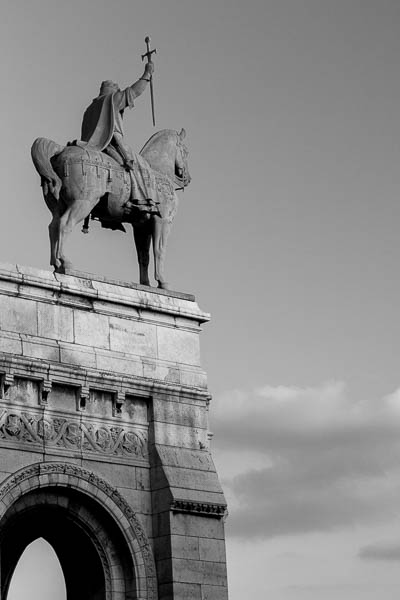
[56, 207, 76, 272]
[133, 222, 151, 286]
[152, 217, 171, 289]
[57, 196, 96, 272]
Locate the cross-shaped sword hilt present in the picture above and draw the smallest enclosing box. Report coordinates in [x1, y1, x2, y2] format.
[142, 36, 157, 63]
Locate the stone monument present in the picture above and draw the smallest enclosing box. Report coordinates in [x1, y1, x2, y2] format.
[0, 44, 228, 600]
[31, 39, 190, 290]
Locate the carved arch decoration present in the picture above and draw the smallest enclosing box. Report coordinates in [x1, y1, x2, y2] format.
[0, 462, 157, 600]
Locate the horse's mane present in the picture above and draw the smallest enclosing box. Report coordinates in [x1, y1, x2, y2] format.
[139, 129, 177, 156]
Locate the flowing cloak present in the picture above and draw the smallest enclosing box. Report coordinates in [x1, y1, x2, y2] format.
[80, 87, 136, 151]
[80, 87, 159, 204]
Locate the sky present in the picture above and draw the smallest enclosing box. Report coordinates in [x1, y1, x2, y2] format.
[3, 0, 400, 598]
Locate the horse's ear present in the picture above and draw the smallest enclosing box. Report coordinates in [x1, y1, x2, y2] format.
[179, 128, 186, 140]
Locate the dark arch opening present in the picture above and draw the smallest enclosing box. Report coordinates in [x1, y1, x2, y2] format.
[7, 538, 66, 600]
[2, 502, 106, 600]
[0, 483, 142, 600]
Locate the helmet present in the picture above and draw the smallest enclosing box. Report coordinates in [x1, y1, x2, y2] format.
[99, 80, 119, 95]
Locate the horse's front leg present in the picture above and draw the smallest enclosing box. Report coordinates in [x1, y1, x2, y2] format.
[133, 221, 152, 286]
[43, 189, 62, 270]
[152, 216, 171, 289]
[48, 215, 61, 270]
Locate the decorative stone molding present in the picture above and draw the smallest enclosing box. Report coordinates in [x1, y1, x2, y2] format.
[78, 385, 90, 411]
[0, 354, 210, 402]
[40, 379, 52, 404]
[1, 373, 14, 396]
[170, 499, 227, 519]
[0, 408, 148, 460]
[113, 390, 125, 415]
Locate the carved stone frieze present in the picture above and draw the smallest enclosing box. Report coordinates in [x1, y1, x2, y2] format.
[170, 499, 227, 519]
[0, 408, 148, 460]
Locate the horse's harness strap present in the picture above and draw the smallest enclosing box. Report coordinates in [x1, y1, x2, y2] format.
[65, 158, 123, 173]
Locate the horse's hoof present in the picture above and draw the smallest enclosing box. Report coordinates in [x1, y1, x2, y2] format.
[53, 265, 65, 274]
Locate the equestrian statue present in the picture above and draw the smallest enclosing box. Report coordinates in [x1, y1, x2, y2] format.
[31, 38, 191, 289]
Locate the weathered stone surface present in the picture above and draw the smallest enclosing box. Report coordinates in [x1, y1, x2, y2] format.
[155, 534, 200, 561]
[109, 316, 157, 356]
[0, 448, 44, 472]
[158, 557, 227, 586]
[171, 535, 200, 560]
[22, 337, 60, 362]
[136, 466, 151, 491]
[95, 350, 144, 377]
[201, 584, 229, 600]
[155, 465, 224, 495]
[0, 331, 23, 355]
[156, 446, 219, 472]
[170, 514, 226, 540]
[0, 263, 209, 389]
[37, 303, 74, 342]
[80, 460, 138, 489]
[0, 263, 228, 599]
[153, 397, 208, 429]
[153, 422, 208, 450]
[117, 487, 152, 515]
[74, 311, 110, 349]
[0, 295, 38, 336]
[199, 538, 227, 563]
[159, 582, 202, 600]
[59, 343, 97, 369]
[7, 378, 40, 406]
[123, 395, 148, 424]
[157, 327, 200, 366]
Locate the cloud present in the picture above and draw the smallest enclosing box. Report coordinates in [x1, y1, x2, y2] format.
[277, 583, 400, 600]
[359, 542, 400, 561]
[210, 382, 400, 539]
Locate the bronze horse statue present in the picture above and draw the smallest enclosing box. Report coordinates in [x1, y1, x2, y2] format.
[31, 128, 190, 289]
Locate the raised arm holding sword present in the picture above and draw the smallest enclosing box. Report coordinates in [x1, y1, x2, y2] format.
[80, 37, 156, 171]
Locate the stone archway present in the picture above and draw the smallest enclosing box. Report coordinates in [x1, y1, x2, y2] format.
[0, 462, 157, 600]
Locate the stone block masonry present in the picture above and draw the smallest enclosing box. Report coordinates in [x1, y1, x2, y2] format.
[0, 263, 228, 600]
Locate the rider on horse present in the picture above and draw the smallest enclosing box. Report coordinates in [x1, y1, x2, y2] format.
[80, 60, 158, 215]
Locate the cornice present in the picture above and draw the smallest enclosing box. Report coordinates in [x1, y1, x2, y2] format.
[0, 354, 210, 401]
[171, 499, 227, 519]
[0, 262, 210, 324]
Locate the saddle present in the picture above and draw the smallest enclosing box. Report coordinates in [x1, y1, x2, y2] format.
[68, 140, 161, 233]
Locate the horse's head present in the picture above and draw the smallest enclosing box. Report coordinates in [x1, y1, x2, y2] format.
[140, 128, 191, 188]
[174, 128, 191, 189]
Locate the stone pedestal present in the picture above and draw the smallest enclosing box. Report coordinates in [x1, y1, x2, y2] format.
[0, 263, 228, 600]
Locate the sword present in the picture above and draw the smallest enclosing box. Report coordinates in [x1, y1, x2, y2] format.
[142, 36, 157, 127]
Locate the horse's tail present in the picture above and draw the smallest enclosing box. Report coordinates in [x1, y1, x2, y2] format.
[31, 137, 64, 200]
